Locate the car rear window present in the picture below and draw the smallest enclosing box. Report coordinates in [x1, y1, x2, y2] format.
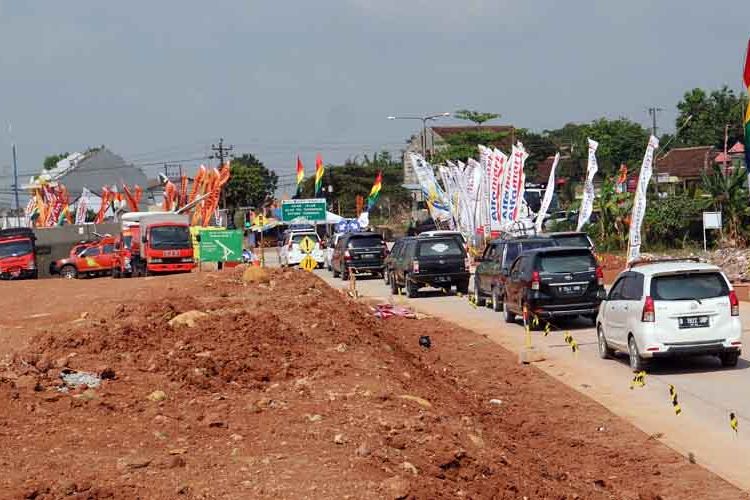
[417, 238, 464, 257]
[651, 273, 729, 300]
[522, 240, 557, 251]
[348, 236, 383, 248]
[292, 233, 319, 244]
[538, 252, 596, 273]
[552, 234, 591, 248]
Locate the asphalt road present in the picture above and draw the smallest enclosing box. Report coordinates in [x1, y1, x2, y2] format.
[310, 264, 750, 492]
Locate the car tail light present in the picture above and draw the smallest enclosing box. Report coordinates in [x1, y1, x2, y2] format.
[596, 266, 604, 286]
[344, 250, 352, 261]
[531, 271, 540, 290]
[412, 260, 420, 273]
[729, 290, 740, 316]
[642, 296, 655, 322]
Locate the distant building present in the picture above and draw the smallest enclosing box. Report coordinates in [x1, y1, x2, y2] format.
[26, 148, 148, 201]
[654, 146, 716, 192]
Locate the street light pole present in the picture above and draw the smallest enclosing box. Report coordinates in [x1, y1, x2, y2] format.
[387, 113, 451, 159]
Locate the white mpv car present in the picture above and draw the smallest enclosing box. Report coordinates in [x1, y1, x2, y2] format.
[596, 259, 742, 371]
[280, 231, 325, 267]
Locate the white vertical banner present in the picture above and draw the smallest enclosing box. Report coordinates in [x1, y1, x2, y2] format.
[478, 145, 493, 236]
[75, 188, 91, 225]
[499, 143, 528, 227]
[626, 135, 659, 263]
[576, 139, 599, 232]
[535, 152, 560, 233]
[489, 148, 508, 231]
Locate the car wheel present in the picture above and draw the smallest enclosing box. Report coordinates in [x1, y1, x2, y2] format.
[597, 325, 614, 359]
[503, 302, 515, 323]
[341, 268, 349, 281]
[473, 280, 486, 306]
[60, 265, 77, 280]
[442, 285, 452, 295]
[390, 276, 399, 295]
[112, 268, 121, 279]
[720, 351, 740, 368]
[491, 288, 503, 312]
[628, 335, 647, 372]
[405, 275, 418, 298]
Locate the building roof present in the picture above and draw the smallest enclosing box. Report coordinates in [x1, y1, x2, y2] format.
[655, 146, 714, 179]
[43, 148, 148, 199]
[430, 125, 515, 151]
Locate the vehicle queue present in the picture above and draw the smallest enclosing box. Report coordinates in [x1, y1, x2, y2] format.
[315, 227, 743, 373]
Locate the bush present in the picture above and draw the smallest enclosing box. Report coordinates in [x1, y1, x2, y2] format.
[643, 193, 702, 249]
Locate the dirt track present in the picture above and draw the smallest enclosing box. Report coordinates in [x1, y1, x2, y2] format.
[0, 270, 745, 499]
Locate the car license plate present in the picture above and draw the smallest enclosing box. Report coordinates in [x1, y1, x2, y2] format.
[434, 276, 449, 282]
[678, 316, 709, 329]
[558, 284, 583, 295]
[362, 254, 375, 259]
[163, 250, 179, 257]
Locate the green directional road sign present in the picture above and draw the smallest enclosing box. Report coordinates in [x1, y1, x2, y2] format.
[199, 229, 243, 262]
[281, 198, 327, 223]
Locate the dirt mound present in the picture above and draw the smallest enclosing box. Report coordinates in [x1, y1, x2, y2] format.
[0, 268, 741, 499]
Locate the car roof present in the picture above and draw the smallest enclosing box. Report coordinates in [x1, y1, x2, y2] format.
[489, 235, 554, 244]
[521, 246, 594, 255]
[342, 231, 380, 239]
[547, 231, 589, 237]
[625, 261, 722, 276]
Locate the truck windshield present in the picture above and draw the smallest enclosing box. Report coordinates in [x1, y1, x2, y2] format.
[0, 239, 33, 258]
[150, 226, 190, 249]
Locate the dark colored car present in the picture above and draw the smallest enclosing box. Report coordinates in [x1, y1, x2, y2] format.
[383, 237, 413, 286]
[503, 247, 605, 326]
[474, 236, 557, 311]
[331, 232, 386, 280]
[547, 231, 594, 250]
[390, 236, 469, 297]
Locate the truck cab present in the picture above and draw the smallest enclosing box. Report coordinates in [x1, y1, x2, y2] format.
[120, 212, 194, 276]
[0, 228, 38, 280]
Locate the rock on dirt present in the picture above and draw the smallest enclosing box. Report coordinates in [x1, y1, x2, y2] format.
[167, 310, 208, 328]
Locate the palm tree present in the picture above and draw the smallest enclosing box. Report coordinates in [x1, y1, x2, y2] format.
[595, 180, 632, 250]
[699, 165, 750, 244]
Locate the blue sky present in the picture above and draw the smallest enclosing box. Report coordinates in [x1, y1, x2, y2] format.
[0, 0, 748, 201]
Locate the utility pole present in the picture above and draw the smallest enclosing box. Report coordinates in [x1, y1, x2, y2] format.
[647, 107, 664, 137]
[210, 138, 234, 217]
[11, 142, 19, 211]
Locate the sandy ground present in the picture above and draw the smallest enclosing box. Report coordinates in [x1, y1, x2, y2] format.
[0, 269, 745, 499]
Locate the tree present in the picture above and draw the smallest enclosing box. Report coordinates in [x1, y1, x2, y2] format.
[224, 154, 278, 209]
[454, 110, 500, 126]
[675, 86, 746, 149]
[515, 129, 556, 172]
[699, 164, 750, 244]
[432, 128, 510, 164]
[43, 153, 69, 170]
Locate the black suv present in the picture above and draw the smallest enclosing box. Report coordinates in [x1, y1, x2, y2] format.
[331, 232, 386, 280]
[390, 235, 469, 297]
[503, 247, 605, 325]
[383, 237, 413, 286]
[547, 231, 595, 250]
[474, 236, 557, 311]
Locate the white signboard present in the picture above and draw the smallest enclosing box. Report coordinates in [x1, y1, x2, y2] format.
[703, 211, 722, 229]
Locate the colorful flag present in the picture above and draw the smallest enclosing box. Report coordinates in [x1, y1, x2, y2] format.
[296, 156, 305, 195]
[499, 143, 527, 226]
[314, 154, 324, 197]
[743, 38, 750, 172]
[367, 171, 382, 210]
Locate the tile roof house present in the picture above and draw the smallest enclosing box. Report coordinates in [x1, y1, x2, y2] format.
[654, 146, 715, 185]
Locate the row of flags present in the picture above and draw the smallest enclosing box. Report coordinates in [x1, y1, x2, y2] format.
[294, 154, 383, 212]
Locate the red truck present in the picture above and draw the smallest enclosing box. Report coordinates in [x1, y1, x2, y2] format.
[115, 212, 194, 277]
[0, 228, 38, 280]
[51, 235, 116, 279]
